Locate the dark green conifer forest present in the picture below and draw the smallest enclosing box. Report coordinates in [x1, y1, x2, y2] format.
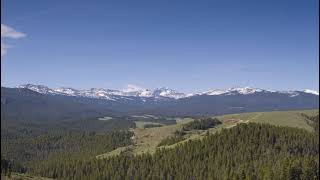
[31, 121, 319, 180]
[1, 114, 319, 180]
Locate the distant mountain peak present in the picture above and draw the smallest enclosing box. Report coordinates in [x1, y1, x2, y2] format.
[227, 87, 264, 94]
[153, 87, 186, 99]
[17, 84, 56, 94]
[121, 85, 152, 97]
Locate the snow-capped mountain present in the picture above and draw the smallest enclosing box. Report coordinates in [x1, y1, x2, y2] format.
[55, 87, 80, 96]
[17, 84, 57, 94]
[17, 84, 188, 100]
[186, 87, 320, 97]
[152, 87, 186, 99]
[120, 86, 186, 99]
[16, 84, 319, 101]
[121, 85, 153, 97]
[304, 89, 319, 96]
[3, 85, 319, 118]
[190, 87, 266, 96]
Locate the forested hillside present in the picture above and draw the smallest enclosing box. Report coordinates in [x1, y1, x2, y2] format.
[1, 111, 319, 179]
[1, 131, 133, 174]
[30, 122, 319, 180]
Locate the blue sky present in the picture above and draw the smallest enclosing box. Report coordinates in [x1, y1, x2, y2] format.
[1, 0, 319, 93]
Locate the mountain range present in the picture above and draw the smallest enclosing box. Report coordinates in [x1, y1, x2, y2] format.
[1, 84, 318, 122]
[16, 84, 319, 100]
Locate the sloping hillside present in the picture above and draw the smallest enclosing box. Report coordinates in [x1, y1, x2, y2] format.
[97, 109, 318, 158]
[37, 123, 320, 179]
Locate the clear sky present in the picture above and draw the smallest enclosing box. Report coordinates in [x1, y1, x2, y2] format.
[1, 0, 319, 93]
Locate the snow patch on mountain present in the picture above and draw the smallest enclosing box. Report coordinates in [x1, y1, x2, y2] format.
[278, 91, 300, 97]
[205, 89, 228, 95]
[122, 85, 153, 97]
[153, 87, 186, 99]
[55, 87, 79, 96]
[228, 87, 264, 95]
[304, 89, 319, 96]
[18, 84, 57, 94]
[192, 87, 266, 96]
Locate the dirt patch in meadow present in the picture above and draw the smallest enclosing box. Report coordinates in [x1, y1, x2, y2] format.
[223, 119, 241, 123]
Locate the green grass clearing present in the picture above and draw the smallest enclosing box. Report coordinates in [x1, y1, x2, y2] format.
[215, 109, 319, 131]
[97, 109, 318, 159]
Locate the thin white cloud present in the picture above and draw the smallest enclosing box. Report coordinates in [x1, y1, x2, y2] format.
[123, 84, 145, 92]
[1, 24, 25, 38]
[1, 42, 9, 56]
[1, 24, 26, 57]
